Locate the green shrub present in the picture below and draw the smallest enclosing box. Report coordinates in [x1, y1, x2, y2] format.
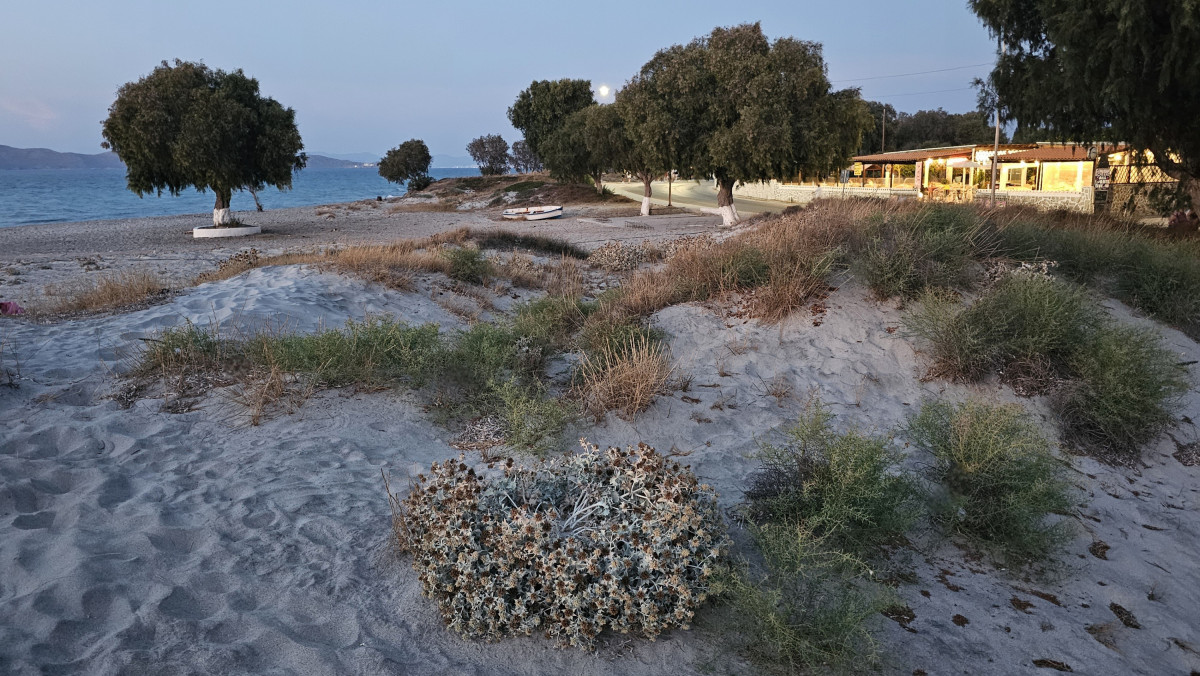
[997, 221, 1127, 283]
[474, 231, 589, 259]
[395, 444, 729, 649]
[1113, 241, 1200, 332]
[908, 399, 1074, 562]
[720, 245, 771, 289]
[512, 295, 587, 351]
[906, 275, 1099, 380]
[499, 180, 546, 194]
[1060, 324, 1189, 457]
[438, 322, 520, 394]
[855, 204, 992, 298]
[443, 246, 490, 284]
[745, 398, 921, 552]
[725, 523, 892, 673]
[406, 173, 433, 192]
[495, 379, 572, 454]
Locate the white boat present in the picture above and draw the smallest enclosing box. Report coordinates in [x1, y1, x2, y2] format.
[502, 205, 563, 221]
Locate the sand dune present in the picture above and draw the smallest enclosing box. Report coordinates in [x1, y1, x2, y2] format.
[2, 232, 1200, 674]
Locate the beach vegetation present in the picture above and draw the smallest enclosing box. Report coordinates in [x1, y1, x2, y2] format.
[723, 399, 914, 672]
[379, 139, 433, 193]
[390, 443, 729, 649]
[854, 204, 994, 298]
[443, 246, 490, 284]
[41, 270, 167, 315]
[574, 332, 672, 421]
[908, 399, 1075, 562]
[465, 134, 510, 175]
[101, 59, 305, 227]
[905, 273, 1188, 458]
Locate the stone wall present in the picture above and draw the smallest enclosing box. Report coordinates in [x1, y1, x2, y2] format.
[733, 180, 916, 204]
[972, 189, 1094, 213]
[1108, 184, 1168, 218]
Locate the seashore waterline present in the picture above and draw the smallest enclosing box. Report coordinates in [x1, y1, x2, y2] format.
[0, 166, 480, 229]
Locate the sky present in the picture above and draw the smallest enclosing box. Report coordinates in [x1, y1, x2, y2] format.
[0, 0, 999, 158]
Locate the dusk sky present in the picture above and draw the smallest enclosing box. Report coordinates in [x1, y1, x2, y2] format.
[1, 0, 998, 159]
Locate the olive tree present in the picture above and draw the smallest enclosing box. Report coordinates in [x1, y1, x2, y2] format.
[507, 79, 595, 159]
[101, 59, 306, 227]
[971, 0, 1200, 213]
[640, 24, 869, 225]
[379, 139, 433, 192]
[466, 134, 510, 175]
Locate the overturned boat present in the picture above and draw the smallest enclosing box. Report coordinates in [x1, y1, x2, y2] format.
[501, 205, 563, 221]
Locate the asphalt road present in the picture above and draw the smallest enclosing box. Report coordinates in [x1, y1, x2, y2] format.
[606, 179, 791, 215]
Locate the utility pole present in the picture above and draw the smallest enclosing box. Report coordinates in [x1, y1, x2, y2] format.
[990, 33, 1002, 208]
[881, 108, 886, 153]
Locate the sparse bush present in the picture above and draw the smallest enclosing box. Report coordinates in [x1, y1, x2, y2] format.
[495, 379, 573, 454]
[512, 295, 587, 351]
[855, 204, 992, 298]
[745, 397, 922, 552]
[43, 270, 167, 314]
[1059, 324, 1189, 457]
[443, 246, 490, 284]
[395, 443, 729, 649]
[1113, 241, 1200, 333]
[474, 231, 588, 259]
[908, 399, 1074, 562]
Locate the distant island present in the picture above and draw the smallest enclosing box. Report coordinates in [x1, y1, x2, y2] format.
[0, 145, 371, 171]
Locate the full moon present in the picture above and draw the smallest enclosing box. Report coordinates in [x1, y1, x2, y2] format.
[597, 85, 611, 97]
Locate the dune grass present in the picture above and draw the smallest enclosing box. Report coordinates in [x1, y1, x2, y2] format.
[905, 274, 1188, 458]
[41, 270, 168, 314]
[908, 399, 1075, 563]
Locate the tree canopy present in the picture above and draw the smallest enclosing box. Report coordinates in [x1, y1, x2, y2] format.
[507, 79, 595, 159]
[540, 105, 621, 194]
[510, 140, 542, 174]
[859, 103, 1003, 155]
[100, 59, 306, 225]
[466, 134, 510, 175]
[971, 0, 1200, 208]
[636, 23, 870, 224]
[379, 139, 433, 192]
[615, 78, 671, 214]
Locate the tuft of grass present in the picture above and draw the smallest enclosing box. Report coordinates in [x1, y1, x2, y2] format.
[474, 231, 589, 260]
[746, 397, 922, 553]
[906, 275, 1099, 381]
[1059, 324, 1189, 457]
[43, 270, 167, 314]
[512, 295, 587, 352]
[908, 399, 1075, 562]
[443, 246, 490, 284]
[495, 379, 573, 455]
[853, 204, 993, 299]
[574, 333, 671, 421]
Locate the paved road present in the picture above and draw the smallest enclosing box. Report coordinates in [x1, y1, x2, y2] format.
[606, 179, 791, 215]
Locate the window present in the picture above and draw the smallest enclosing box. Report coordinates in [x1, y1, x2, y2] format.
[1040, 162, 1093, 191]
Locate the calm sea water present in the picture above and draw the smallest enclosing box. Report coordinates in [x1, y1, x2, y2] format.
[0, 167, 481, 229]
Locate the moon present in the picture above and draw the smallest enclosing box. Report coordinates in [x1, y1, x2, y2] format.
[597, 85, 611, 97]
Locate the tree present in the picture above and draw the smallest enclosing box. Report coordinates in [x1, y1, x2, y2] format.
[858, 103, 1002, 155]
[615, 79, 671, 215]
[540, 105, 616, 194]
[510, 140, 543, 174]
[101, 59, 306, 227]
[466, 134, 510, 175]
[379, 139, 432, 192]
[971, 0, 1200, 211]
[507, 79, 595, 159]
[637, 24, 870, 225]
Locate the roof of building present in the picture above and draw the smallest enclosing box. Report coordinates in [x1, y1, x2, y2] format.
[854, 145, 979, 163]
[999, 144, 1127, 162]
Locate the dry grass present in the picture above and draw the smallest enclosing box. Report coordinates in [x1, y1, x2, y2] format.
[545, 255, 585, 298]
[42, 270, 168, 314]
[386, 200, 459, 213]
[574, 334, 672, 421]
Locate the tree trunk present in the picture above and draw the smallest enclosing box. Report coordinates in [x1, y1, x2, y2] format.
[668, 171, 673, 207]
[593, 172, 604, 195]
[640, 173, 653, 216]
[213, 188, 233, 226]
[716, 178, 739, 227]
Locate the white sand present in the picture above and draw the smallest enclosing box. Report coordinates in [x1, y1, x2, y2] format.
[2, 214, 1199, 674]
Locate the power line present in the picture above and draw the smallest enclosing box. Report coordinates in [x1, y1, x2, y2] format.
[873, 86, 977, 99]
[831, 63, 992, 83]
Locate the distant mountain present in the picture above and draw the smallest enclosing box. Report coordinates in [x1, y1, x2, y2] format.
[0, 145, 123, 170]
[0, 145, 365, 170]
[432, 154, 477, 169]
[310, 151, 381, 164]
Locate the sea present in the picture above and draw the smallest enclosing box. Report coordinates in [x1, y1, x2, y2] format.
[0, 167, 481, 229]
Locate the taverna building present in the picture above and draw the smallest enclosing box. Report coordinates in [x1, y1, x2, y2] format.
[733, 143, 1176, 215]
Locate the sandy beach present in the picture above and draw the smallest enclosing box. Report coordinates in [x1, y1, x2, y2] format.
[2, 200, 1200, 675]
